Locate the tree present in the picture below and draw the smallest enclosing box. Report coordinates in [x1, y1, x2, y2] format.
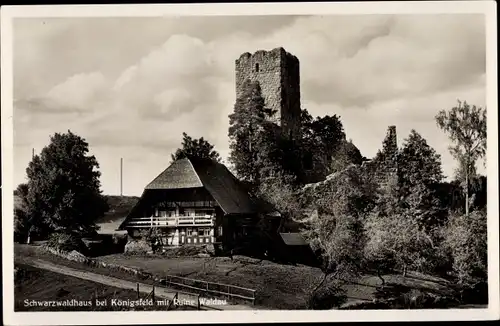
[228, 80, 278, 185]
[310, 114, 346, 154]
[398, 130, 445, 229]
[442, 210, 487, 302]
[16, 131, 108, 242]
[299, 109, 350, 181]
[364, 176, 438, 280]
[364, 210, 437, 279]
[435, 100, 487, 216]
[171, 132, 221, 163]
[298, 165, 377, 293]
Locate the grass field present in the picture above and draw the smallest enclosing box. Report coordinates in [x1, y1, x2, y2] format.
[14, 244, 462, 310]
[15, 263, 195, 311]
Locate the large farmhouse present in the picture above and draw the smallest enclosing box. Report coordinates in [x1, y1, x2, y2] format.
[118, 155, 281, 254]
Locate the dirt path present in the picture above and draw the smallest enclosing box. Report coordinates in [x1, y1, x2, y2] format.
[20, 258, 255, 311]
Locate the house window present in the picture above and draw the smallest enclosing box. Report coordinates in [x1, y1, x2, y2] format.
[200, 228, 210, 236]
[255, 63, 259, 72]
[187, 228, 193, 236]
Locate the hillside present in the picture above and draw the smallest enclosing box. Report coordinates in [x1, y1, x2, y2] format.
[13, 194, 139, 234]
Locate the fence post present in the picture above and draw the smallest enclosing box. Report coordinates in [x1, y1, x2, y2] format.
[197, 294, 201, 310]
[137, 283, 140, 299]
[152, 285, 155, 304]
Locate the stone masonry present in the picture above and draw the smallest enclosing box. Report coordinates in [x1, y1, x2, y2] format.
[235, 47, 301, 138]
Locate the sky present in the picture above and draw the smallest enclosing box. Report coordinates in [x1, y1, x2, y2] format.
[12, 14, 487, 196]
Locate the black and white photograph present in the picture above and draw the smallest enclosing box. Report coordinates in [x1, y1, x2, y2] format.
[1, 2, 498, 325]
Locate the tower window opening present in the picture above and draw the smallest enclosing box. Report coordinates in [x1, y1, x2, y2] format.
[255, 63, 260, 72]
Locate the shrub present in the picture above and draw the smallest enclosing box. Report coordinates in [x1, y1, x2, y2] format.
[442, 210, 487, 303]
[364, 211, 437, 277]
[46, 233, 87, 254]
[307, 283, 347, 310]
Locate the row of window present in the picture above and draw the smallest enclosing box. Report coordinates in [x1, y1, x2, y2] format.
[187, 227, 211, 236]
[156, 201, 217, 208]
[186, 237, 212, 244]
[155, 208, 215, 217]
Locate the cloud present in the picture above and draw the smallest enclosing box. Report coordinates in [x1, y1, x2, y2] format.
[13, 14, 487, 195]
[45, 72, 111, 111]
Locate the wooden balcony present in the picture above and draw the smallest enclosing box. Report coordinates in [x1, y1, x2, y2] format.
[125, 215, 214, 228]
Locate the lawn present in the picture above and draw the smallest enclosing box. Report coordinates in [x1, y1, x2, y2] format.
[14, 263, 194, 311]
[14, 244, 463, 310]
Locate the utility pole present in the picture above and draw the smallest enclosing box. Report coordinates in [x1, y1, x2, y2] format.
[32, 148, 34, 160]
[120, 158, 123, 197]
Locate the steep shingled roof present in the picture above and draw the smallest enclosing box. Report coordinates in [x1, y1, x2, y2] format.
[145, 158, 203, 190]
[118, 156, 277, 231]
[187, 156, 261, 215]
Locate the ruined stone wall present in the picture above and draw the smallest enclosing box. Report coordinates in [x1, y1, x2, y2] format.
[235, 47, 301, 138]
[371, 126, 399, 190]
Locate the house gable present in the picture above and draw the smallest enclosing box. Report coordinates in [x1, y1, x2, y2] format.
[145, 158, 203, 190]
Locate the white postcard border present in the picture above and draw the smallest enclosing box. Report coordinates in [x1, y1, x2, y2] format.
[1, 1, 498, 325]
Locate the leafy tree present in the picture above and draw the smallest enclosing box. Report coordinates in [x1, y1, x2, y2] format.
[171, 132, 221, 163]
[310, 114, 346, 154]
[364, 210, 437, 279]
[16, 130, 108, 242]
[398, 130, 445, 229]
[298, 166, 377, 292]
[257, 171, 301, 222]
[435, 100, 487, 215]
[442, 210, 487, 301]
[228, 80, 278, 185]
[299, 109, 351, 180]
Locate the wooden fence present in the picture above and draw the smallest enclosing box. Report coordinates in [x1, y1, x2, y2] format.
[161, 274, 256, 305]
[135, 282, 204, 310]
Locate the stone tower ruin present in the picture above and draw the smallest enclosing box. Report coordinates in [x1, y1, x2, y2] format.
[235, 47, 301, 138]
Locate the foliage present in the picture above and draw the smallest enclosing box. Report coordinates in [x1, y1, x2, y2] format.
[435, 100, 487, 215]
[228, 80, 280, 185]
[364, 211, 437, 277]
[46, 233, 87, 254]
[15, 131, 108, 241]
[330, 139, 364, 174]
[299, 166, 377, 280]
[256, 171, 302, 222]
[310, 114, 346, 154]
[171, 132, 221, 163]
[299, 109, 351, 179]
[373, 126, 398, 165]
[442, 210, 487, 288]
[307, 279, 348, 309]
[398, 130, 445, 230]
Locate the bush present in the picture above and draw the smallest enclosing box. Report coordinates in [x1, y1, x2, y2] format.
[443, 211, 487, 285]
[307, 283, 347, 310]
[47, 233, 87, 255]
[438, 210, 488, 304]
[124, 238, 153, 255]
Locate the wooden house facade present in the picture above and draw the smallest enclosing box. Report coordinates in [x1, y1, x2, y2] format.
[118, 156, 281, 254]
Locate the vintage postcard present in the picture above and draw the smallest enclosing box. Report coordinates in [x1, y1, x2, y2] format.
[1, 1, 498, 325]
